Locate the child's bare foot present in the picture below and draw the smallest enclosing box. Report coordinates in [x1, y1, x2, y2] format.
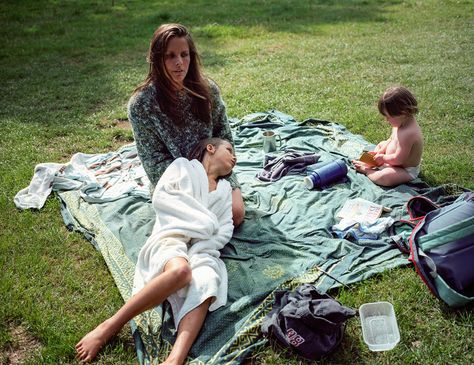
[352, 160, 371, 175]
[75, 320, 115, 363]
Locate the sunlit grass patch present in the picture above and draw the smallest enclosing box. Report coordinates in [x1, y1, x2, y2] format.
[1, 0, 473, 364]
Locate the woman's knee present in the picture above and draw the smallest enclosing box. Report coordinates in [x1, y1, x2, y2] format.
[370, 173, 393, 187]
[370, 174, 391, 186]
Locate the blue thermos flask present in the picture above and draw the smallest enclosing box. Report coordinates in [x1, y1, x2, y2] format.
[304, 159, 348, 189]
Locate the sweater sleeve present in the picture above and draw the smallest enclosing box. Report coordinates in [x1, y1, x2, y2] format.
[128, 91, 173, 191]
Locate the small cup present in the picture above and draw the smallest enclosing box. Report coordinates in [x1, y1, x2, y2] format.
[262, 130, 282, 153]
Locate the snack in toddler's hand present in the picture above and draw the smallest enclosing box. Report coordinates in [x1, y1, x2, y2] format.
[358, 151, 378, 167]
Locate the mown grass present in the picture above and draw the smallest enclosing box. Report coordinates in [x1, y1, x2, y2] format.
[1, 0, 473, 364]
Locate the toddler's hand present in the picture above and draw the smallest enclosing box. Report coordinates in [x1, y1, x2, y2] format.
[373, 154, 385, 166]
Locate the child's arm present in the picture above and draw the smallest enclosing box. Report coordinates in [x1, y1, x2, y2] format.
[373, 138, 390, 154]
[353, 139, 389, 167]
[374, 133, 414, 166]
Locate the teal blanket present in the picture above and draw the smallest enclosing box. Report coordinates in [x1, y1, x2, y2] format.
[58, 111, 460, 364]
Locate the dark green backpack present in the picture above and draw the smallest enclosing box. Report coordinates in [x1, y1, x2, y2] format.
[390, 192, 474, 307]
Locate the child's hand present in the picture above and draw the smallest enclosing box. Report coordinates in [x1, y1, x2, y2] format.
[373, 153, 385, 166]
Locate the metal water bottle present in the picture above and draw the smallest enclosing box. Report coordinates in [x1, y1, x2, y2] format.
[304, 159, 348, 189]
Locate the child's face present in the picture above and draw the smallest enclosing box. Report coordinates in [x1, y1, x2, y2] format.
[209, 141, 236, 176]
[383, 111, 409, 128]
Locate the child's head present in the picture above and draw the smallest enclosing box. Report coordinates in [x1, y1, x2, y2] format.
[188, 138, 236, 177]
[378, 86, 418, 118]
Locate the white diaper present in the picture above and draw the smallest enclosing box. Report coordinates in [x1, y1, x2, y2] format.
[404, 164, 421, 180]
[376, 164, 421, 180]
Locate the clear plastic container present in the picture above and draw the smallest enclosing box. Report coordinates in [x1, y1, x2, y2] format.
[359, 301, 400, 351]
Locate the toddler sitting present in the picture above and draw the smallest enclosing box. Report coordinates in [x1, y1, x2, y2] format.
[353, 86, 423, 187]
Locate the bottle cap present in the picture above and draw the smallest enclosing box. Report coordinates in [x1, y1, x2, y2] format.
[303, 176, 314, 189]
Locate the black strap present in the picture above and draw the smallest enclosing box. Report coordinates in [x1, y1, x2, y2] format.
[389, 220, 417, 254]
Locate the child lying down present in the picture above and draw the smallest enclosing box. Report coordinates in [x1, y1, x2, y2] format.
[76, 137, 237, 364]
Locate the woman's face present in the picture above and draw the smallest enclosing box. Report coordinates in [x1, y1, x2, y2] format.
[209, 141, 236, 176]
[164, 36, 190, 88]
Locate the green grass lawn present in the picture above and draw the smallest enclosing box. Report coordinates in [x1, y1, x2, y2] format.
[1, 0, 473, 364]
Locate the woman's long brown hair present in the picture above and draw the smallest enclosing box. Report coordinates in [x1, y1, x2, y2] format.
[134, 24, 211, 125]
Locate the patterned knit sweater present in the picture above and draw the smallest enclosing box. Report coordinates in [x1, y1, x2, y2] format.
[128, 79, 239, 193]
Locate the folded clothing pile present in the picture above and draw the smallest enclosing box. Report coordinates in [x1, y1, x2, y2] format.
[256, 151, 320, 182]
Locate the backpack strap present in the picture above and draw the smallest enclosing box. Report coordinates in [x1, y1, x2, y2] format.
[418, 249, 437, 277]
[389, 195, 439, 254]
[406, 196, 439, 219]
[408, 219, 441, 297]
[389, 219, 417, 254]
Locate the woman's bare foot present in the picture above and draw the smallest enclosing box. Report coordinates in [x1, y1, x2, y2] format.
[75, 319, 116, 363]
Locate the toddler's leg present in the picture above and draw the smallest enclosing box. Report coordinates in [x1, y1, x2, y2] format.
[76, 257, 191, 363]
[161, 297, 213, 365]
[362, 165, 413, 187]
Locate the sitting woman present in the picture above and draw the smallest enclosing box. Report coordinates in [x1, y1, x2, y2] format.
[127, 23, 244, 226]
[76, 138, 237, 364]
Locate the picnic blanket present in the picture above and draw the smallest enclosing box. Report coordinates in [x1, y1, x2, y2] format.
[19, 110, 466, 364]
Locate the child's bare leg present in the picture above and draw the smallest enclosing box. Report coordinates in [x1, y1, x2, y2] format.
[363, 165, 413, 187]
[161, 297, 213, 365]
[76, 258, 191, 363]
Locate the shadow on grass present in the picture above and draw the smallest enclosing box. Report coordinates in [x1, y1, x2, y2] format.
[440, 301, 474, 322]
[0, 0, 394, 127]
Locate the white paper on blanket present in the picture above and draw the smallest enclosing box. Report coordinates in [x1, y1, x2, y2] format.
[133, 158, 234, 328]
[336, 198, 384, 223]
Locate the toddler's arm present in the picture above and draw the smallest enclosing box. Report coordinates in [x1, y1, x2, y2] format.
[374, 134, 414, 166]
[373, 138, 390, 154]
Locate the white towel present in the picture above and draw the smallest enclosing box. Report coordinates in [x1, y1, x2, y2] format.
[132, 158, 234, 327]
[14, 163, 65, 209]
